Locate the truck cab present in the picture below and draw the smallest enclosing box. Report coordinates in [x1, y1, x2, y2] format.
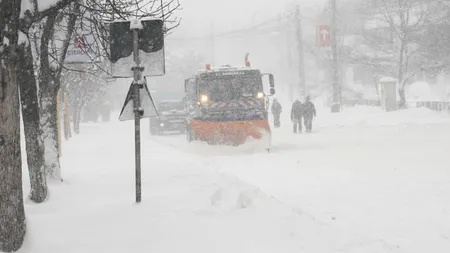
[183, 65, 275, 147]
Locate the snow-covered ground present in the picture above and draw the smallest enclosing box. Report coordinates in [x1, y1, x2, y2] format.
[19, 105, 450, 253]
[406, 81, 450, 102]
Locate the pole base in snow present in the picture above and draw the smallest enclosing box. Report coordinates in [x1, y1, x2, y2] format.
[331, 103, 341, 113]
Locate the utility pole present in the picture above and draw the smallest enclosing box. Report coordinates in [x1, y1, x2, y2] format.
[278, 13, 290, 101]
[210, 22, 215, 65]
[282, 13, 294, 103]
[278, 14, 284, 77]
[296, 5, 306, 98]
[331, 0, 341, 113]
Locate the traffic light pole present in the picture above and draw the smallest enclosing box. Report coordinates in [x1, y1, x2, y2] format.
[331, 0, 341, 113]
[132, 28, 143, 203]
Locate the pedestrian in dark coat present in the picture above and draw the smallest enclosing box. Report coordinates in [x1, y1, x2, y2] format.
[302, 96, 316, 133]
[271, 98, 282, 128]
[290, 99, 303, 133]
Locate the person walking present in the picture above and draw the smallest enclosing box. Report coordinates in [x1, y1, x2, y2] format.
[302, 96, 316, 133]
[271, 98, 282, 128]
[290, 99, 303, 134]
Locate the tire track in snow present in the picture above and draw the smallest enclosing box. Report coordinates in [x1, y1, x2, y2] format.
[148, 134, 329, 225]
[147, 134, 406, 252]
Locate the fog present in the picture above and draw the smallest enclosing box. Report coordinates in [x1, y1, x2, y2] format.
[3, 1, 450, 252]
[177, 0, 325, 34]
[108, 0, 450, 108]
[109, 0, 328, 105]
[172, 0, 326, 65]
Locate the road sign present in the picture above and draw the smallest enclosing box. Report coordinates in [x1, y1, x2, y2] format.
[317, 25, 331, 47]
[65, 33, 101, 64]
[110, 19, 165, 204]
[109, 19, 165, 78]
[74, 35, 85, 48]
[119, 79, 158, 121]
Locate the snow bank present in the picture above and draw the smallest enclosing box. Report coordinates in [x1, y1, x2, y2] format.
[270, 100, 450, 132]
[315, 106, 450, 128]
[434, 83, 450, 101]
[345, 82, 379, 100]
[406, 81, 442, 101]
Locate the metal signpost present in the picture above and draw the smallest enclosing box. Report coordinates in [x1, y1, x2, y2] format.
[330, 0, 341, 113]
[132, 25, 143, 203]
[110, 19, 164, 203]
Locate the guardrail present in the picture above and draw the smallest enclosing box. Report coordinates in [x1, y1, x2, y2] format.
[410, 101, 450, 112]
[342, 99, 380, 107]
[342, 99, 450, 112]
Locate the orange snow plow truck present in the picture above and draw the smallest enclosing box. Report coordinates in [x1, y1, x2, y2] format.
[184, 63, 275, 149]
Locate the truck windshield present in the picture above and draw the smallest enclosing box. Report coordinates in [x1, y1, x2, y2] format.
[158, 102, 184, 112]
[199, 74, 262, 102]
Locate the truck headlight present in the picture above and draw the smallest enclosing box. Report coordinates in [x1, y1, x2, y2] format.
[257, 92, 264, 98]
[200, 94, 208, 103]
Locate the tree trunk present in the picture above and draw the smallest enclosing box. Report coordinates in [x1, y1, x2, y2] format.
[0, 64, 26, 253]
[18, 43, 48, 203]
[0, 0, 27, 251]
[38, 13, 62, 181]
[63, 96, 72, 140]
[73, 105, 81, 134]
[40, 80, 62, 181]
[37, 13, 65, 181]
[398, 39, 407, 109]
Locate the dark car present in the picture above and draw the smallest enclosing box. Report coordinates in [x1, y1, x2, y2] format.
[150, 100, 187, 135]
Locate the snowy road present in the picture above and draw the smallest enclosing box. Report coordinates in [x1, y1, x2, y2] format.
[20, 106, 450, 253]
[151, 106, 450, 252]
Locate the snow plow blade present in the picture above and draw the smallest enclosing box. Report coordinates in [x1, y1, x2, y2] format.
[190, 119, 271, 146]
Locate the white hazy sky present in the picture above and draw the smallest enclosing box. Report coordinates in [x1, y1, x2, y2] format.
[174, 0, 328, 36]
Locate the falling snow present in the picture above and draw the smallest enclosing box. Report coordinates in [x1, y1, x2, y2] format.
[2, 0, 450, 252]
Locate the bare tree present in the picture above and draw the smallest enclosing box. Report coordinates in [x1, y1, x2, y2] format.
[18, 41, 48, 203]
[16, 0, 82, 202]
[415, 1, 450, 76]
[36, 0, 181, 181]
[1, 0, 77, 250]
[62, 65, 110, 133]
[0, 1, 26, 250]
[1, 0, 180, 250]
[0, 0, 82, 250]
[76, 0, 181, 73]
[37, 3, 80, 181]
[351, 0, 444, 107]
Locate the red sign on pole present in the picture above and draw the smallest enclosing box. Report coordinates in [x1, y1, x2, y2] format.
[317, 25, 331, 47]
[74, 35, 85, 49]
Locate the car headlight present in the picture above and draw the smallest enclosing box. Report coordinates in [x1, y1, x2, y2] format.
[160, 123, 164, 127]
[257, 92, 264, 98]
[200, 94, 208, 103]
